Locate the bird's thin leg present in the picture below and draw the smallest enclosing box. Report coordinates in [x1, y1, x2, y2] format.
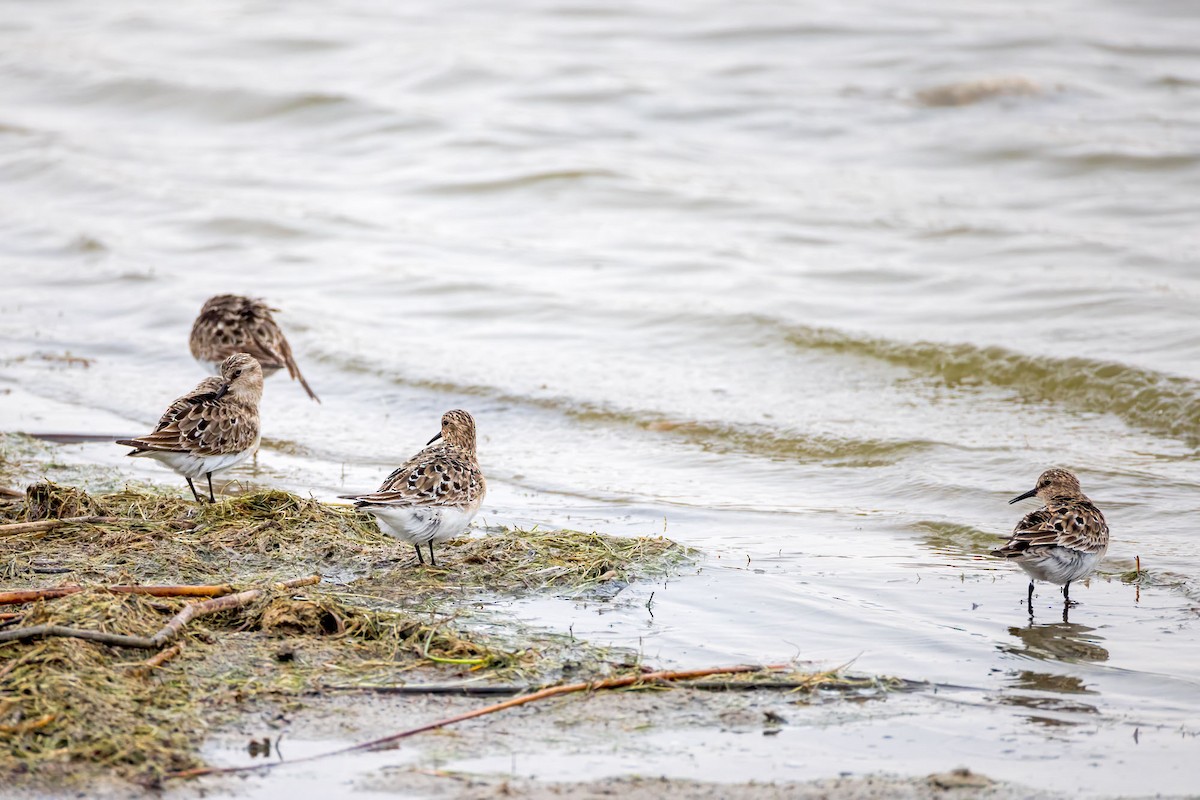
[414, 545, 425, 565]
[186, 478, 202, 503]
[1064, 581, 1077, 608]
[206, 473, 216, 503]
[1027, 580, 1035, 614]
[428, 541, 437, 567]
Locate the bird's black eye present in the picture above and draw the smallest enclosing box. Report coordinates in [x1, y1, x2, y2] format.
[233, 370, 242, 378]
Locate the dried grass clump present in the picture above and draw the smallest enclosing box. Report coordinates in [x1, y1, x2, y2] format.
[0, 481, 691, 788]
[0, 585, 523, 786]
[23, 483, 104, 521]
[0, 591, 205, 785]
[0, 483, 397, 586]
[364, 527, 691, 602]
[784, 667, 906, 701]
[1, 483, 691, 601]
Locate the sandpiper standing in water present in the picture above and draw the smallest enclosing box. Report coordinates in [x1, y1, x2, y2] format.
[341, 410, 486, 567]
[189, 294, 319, 402]
[992, 468, 1109, 614]
[116, 353, 264, 503]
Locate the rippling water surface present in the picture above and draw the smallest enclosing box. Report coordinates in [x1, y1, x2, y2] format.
[3, 0, 1200, 795]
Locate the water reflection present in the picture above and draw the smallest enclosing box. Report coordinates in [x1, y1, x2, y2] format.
[1008, 670, 1096, 695]
[910, 519, 1000, 563]
[995, 621, 1107, 728]
[1003, 620, 1110, 664]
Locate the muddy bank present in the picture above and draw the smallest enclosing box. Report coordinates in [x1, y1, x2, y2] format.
[371, 774, 1054, 800]
[4, 434, 1192, 799]
[0, 434, 899, 798]
[0, 434, 706, 792]
[189, 691, 1057, 800]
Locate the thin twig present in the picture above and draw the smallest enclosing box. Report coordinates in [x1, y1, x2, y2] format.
[27, 433, 136, 444]
[131, 644, 183, 677]
[0, 588, 81, 605]
[0, 624, 165, 649]
[168, 663, 789, 780]
[0, 575, 320, 649]
[0, 583, 238, 606]
[0, 516, 125, 537]
[322, 683, 525, 696]
[316, 677, 935, 696]
[0, 713, 55, 734]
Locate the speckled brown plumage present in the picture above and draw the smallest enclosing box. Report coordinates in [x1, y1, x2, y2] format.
[368, 411, 484, 507]
[189, 294, 319, 402]
[992, 468, 1109, 611]
[155, 376, 224, 432]
[116, 353, 265, 502]
[341, 410, 485, 566]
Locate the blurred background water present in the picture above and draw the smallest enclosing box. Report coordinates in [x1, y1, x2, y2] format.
[2, 0, 1199, 794]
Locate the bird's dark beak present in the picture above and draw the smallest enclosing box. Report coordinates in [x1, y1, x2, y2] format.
[213, 382, 230, 401]
[426, 431, 443, 446]
[1009, 487, 1038, 505]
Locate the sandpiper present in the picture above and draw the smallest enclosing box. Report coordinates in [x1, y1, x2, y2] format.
[992, 468, 1109, 612]
[116, 353, 264, 503]
[189, 294, 319, 402]
[341, 410, 486, 566]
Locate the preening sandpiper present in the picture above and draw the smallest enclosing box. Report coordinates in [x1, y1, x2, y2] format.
[189, 294, 319, 402]
[992, 468, 1109, 613]
[341, 409, 486, 566]
[116, 353, 264, 503]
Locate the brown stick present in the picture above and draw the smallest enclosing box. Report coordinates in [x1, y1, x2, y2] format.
[0, 624, 164, 649]
[0, 583, 238, 606]
[317, 676, 933, 696]
[0, 713, 55, 734]
[131, 644, 183, 677]
[27, 433, 136, 444]
[0, 588, 81, 604]
[168, 663, 789, 780]
[0, 516, 125, 537]
[0, 575, 320, 649]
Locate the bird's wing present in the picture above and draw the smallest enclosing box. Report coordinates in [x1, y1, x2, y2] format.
[154, 376, 225, 431]
[190, 297, 288, 371]
[239, 311, 291, 373]
[264, 325, 319, 402]
[342, 445, 483, 507]
[993, 498, 1108, 557]
[120, 393, 258, 456]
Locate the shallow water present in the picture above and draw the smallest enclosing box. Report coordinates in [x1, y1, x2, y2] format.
[3, 0, 1200, 795]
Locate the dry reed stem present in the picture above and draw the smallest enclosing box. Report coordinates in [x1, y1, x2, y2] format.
[0, 583, 238, 606]
[131, 644, 183, 677]
[0, 575, 320, 649]
[0, 516, 124, 536]
[0, 713, 56, 735]
[169, 663, 789, 781]
[321, 674, 918, 696]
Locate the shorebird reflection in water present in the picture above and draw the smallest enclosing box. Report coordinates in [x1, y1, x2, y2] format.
[992, 468, 1109, 616]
